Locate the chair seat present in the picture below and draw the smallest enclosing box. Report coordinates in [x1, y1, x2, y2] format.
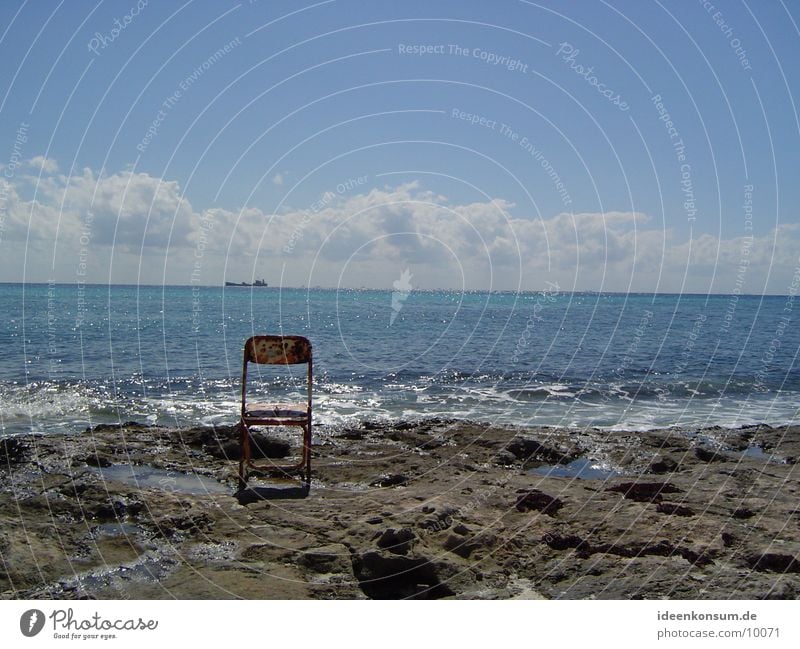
[243, 402, 309, 421]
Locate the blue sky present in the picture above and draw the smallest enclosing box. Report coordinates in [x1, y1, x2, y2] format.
[0, 0, 798, 292]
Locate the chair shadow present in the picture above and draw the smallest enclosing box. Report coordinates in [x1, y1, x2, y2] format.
[235, 483, 310, 504]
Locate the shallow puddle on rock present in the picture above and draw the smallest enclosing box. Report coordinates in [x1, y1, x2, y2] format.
[741, 445, 787, 463]
[73, 554, 176, 595]
[95, 464, 230, 494]
[530, 457, 619, 480]
[94, 522, 142, 538]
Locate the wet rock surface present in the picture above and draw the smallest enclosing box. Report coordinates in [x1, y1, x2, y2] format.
[1, 419, 798, 599]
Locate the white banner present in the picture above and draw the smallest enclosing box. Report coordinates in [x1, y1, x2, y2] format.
[0, 600, 796, 648]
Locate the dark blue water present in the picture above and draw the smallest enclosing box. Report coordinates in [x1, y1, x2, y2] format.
[1, 283, 797, 435]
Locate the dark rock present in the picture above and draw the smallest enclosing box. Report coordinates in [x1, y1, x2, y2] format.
[732, 507, 755, 519]
[88, 422, 147, 433]
[656, 502, 695, 516]
[125, 500, 144, 517]
[370, 474, 408, 488]
[420, 506, 458, 534]
[215, 434, 291, 461]
[650, 457, 678, 474]
[0, 438, 26, 466]
[600, 540, 674, 560]
[338, 428, 366, 440]
[179, 425, 290, 460]
[443, 532, 495, 559]
[606, 481, 681, 503]
[493, 451, 516, 466]
[506, 437, 577, 464]
[515, 489, 563, 515]
[452, 524, 470, 536]
[248, 434, 292, 459]
[415, 437, 448, 450]
[443, 534, 475, 558]
[543, 532, 591, 557]
[747, 553, 800, 573]
[721, 532, 737, 547]
[679, 548, 714, 567]
[376, 528, 415, 555]
[694, 446, 727, 462]
[352, 551, 455, 599]
[91, 500, 127, 520]
[84, 453, 112, 468]
[543, 532, 709, 566]
[366, 516, 383, 525]
[543, 532, 584, 550]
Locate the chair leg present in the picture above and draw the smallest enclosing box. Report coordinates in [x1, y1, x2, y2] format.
[237, 420, 311, 487]
[302, 424, 312, 485]
[237, 420, 248, 491]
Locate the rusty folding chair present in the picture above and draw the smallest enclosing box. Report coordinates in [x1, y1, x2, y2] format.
[237, 335, 312, 489]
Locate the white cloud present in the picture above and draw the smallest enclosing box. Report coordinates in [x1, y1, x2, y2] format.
[271, 173, 284, 186]
[25, 155, 59, 174]
[2, 158, 798, 293]
[17, 165, 195, 249]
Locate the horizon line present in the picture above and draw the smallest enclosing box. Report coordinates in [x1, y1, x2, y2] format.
[0, 281, 793, 298]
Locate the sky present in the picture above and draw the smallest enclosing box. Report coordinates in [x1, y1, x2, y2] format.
[0, 0, 798, 293]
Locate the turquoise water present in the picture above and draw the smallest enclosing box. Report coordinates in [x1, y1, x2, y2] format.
[0, 283, 797, 435]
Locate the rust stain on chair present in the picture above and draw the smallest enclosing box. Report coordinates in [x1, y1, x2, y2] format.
[248, 336, 311, 365]
[238, 335, 313, 490]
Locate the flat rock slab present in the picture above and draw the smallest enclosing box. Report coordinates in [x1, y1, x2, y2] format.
[1, 419, 799, 599]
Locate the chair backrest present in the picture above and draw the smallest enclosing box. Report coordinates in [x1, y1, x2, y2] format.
[241, 335, 312, 414]
[244, 335, 312, 365]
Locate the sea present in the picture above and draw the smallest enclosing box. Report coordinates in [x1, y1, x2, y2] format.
[0, 283, 798, 437]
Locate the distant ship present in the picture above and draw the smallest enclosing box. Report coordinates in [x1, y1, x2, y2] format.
[225, 279, 269, 287]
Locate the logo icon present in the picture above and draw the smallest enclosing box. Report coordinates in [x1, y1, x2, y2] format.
[390, 268, 413, 325]
[20, 609, 45, 637]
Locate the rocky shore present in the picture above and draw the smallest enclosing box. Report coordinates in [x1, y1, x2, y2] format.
[1, 418, 798, 599]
